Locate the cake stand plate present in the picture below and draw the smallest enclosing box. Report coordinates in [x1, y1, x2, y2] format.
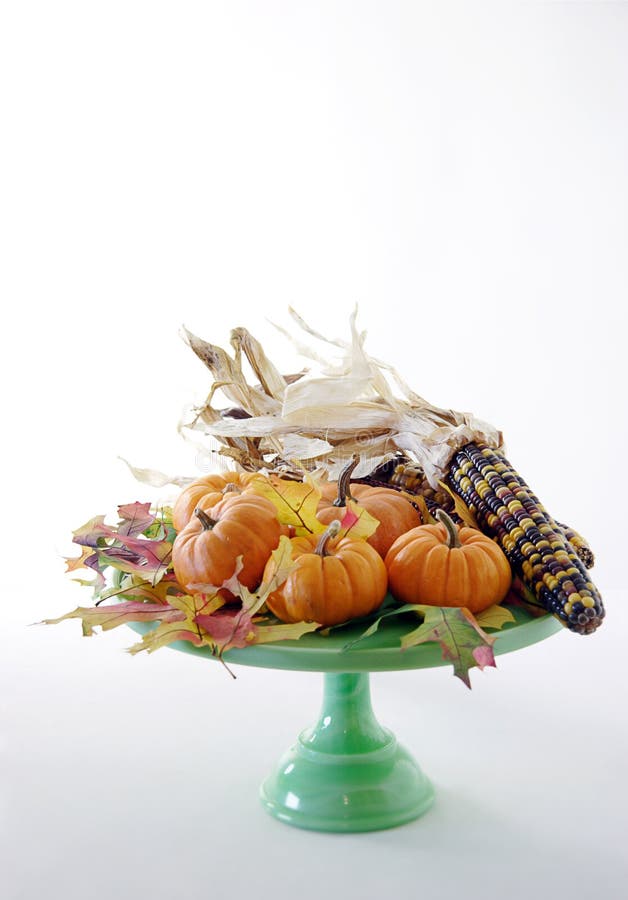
[128, 604, 561, 833]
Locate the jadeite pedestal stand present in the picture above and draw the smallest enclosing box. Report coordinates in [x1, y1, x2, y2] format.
[129, 606, 561, 833]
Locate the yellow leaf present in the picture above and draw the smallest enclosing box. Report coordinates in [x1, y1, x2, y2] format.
[336, 499, 380, 541]
[240, 535, 297, 616]
[399, 490, 436, 525]
[437, 481, 479, 529]
[126, 593, 224, 655]
[64, 546, 93, 573]
[253, 620, 320, 644]
[249, 473, 324, 535]
[474, 603, 516, 630]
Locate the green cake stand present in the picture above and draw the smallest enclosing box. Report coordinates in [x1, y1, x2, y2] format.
[128, 604, 561, 833]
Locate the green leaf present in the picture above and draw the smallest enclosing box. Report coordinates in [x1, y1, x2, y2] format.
[340, 599, 418, 650]
[400, 606, 496, 688]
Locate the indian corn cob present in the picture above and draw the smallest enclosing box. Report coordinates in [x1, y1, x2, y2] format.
[364, 455, 596, 571]
[555, 522, 594, 569]
[444, 442, 604, 634]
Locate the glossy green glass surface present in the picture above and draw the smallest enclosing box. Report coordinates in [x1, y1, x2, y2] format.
[259, 671, 434, 831]
[127, 600, 562, 672]
[127, 603, 562, 832]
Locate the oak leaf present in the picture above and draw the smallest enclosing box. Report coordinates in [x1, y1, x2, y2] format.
[336, 500, 380, 541]
[40, 601, 184, 636]
[116, 501, 156, 537]
[249, 475, 324, 535]
[401, 605, 496, 688]
[474, 603, 516, 630]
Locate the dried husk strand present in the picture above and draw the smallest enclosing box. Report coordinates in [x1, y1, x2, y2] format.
[180, 311, 504, 488]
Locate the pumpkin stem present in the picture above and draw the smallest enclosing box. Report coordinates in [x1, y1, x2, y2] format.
[315, 519, 341, 557]
[436, 508, 461, 548]
[195, 507, 218, 530]
[333, 453, 360, 507]
[222, 482, 242, 495]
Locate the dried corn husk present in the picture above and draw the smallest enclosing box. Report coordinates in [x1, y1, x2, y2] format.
[179, 309, 503, 487]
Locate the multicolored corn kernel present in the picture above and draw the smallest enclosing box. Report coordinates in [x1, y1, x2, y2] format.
[359, 457, 460, 522]
[445, 442, 604, 634]
[554, 521, 595, 569]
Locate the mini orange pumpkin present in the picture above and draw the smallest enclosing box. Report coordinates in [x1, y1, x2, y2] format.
[173, 471, 260, 532]
[317, 455, 422, 557]
[385, 509, 512, 613]
[263, 520, 388, 626]
[172, 491, 283, 593]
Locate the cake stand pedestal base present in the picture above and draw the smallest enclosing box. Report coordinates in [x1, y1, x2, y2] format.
[260, 672, 434, 832]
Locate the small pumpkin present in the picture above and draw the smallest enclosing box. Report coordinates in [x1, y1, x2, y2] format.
[263, 520, 388, 626]
[384, 509, 512, 613]
[317, 455, 422, 558]
[173, 470, 260, 532]
[172, 491, 283, 593]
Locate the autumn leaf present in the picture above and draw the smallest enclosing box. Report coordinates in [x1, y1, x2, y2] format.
[253, 619, 320, 643]
[94, 535, 172, 585]
[474, 603, 516, 630]
[66, 551, 108, 597]
[187, 557, 245, 598]
[69, 573, 107, 596]
[336, 500, 380, 541]
[39, 601, 184, 636]
[472, 644, 496, 669]
[116, 501, 156, 536]
[400, 605, 496, 688]
[97, 571, 184, 606]
[126, 593, 221, 655]
[249, 474, 324, 535]
[237, 535, 297, 617]
[195, 607, 256, 651]
[72, 515, 110, 548]
[53, 504, 316, 665]
[197, 536, 307, 654]
[70, 510, 172, 586]
[127, 540, 301, 657]
[340, 597, 416, 648]
[437, 482, 479, 530]
[64, 545, 94, 574]
[400, 491, 436, 525]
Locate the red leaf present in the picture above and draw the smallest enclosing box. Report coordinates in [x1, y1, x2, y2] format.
[472, 644, 496, 670]
[117, 501, 156, 536]
[194, 608, 256, 650]
[340, 505, 359, 530]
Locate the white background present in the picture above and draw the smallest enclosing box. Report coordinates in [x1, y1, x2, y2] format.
[1, 2, 627, 899]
